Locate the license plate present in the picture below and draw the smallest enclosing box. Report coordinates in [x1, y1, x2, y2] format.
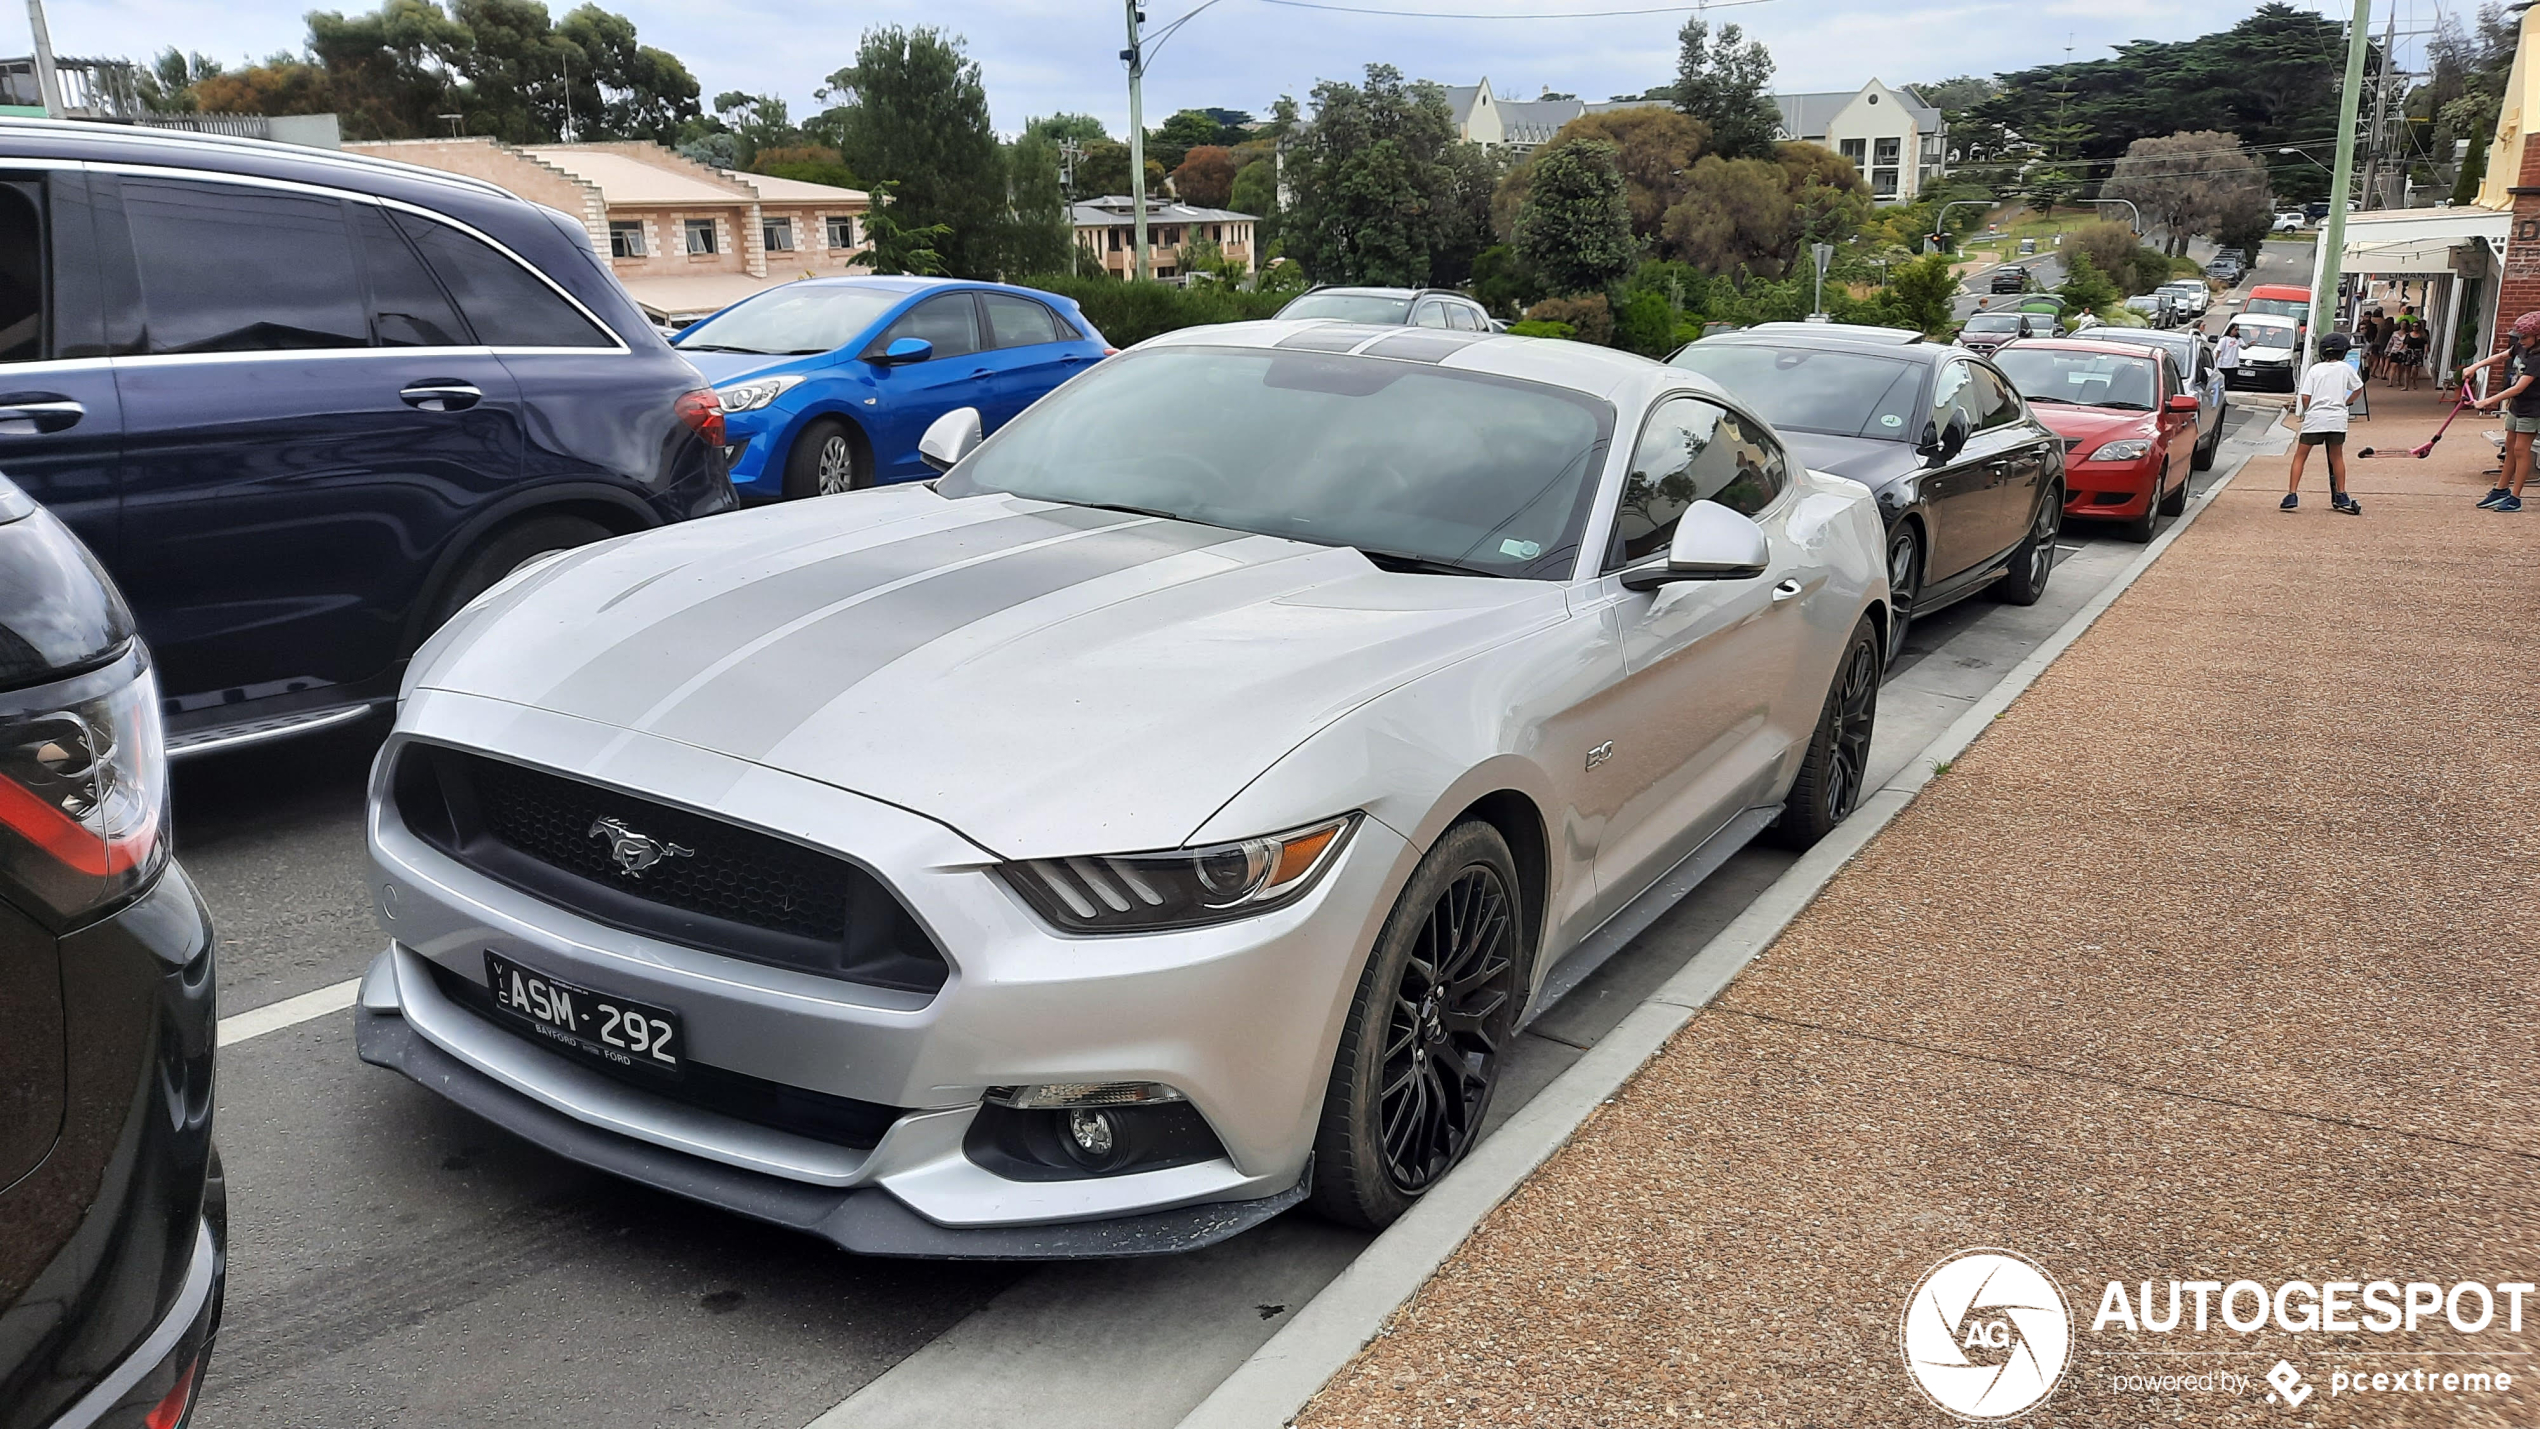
[484, 952, 683, 1077]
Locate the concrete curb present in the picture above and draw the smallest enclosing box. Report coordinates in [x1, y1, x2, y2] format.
[1175, 452, 2255, 1429]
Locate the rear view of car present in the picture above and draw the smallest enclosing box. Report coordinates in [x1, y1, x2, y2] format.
[0, 119, 734, 761]
[675, 278, 1111, 500]
[0, 475, 222, 1429]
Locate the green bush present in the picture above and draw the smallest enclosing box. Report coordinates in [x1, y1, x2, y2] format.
[1612, 290, 1676, 356]
[1523, 294, 1614, 346]
[1016, 273, 1290, 347]
[1506, 319, 1577, 339]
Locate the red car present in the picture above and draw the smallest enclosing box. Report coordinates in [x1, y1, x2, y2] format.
[1990, 338, 2200, 541]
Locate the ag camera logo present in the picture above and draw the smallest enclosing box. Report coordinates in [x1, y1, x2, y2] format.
[1902, 1249, 2073, 1419]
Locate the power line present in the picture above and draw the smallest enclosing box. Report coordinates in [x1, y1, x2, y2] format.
[1254, 0, 1775, 17]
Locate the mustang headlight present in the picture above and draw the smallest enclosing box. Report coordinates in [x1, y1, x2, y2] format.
[2087, 439, 2154, 462]
[1001, 815, 1358, 933]
[714, 374, 806, 413]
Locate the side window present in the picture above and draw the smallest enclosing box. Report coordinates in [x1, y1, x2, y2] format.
[391, 211, 613, 348]
[981, 293, 1061, 349]
[123, 178, 366, 354]
[1410, 300, 1450, 329]
[1929, 361, 1981, 442]
[875, 293, 981, 360]
[1610, 396, 1789, 566]
[351, 204, 469, 348]
[1443, 305, 1478, 332]
[0, 183, 38, 362]
[1970, 366, 2022, 430]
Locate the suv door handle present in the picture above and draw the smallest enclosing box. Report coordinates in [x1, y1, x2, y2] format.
[399, 381, 482, 412]
[0, 397, 85, 435]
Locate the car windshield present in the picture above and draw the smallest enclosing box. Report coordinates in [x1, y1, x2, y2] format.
[674, 285, 905, 355]
[1279, 293, 1414, 323]
[2232, 321, 2297, 348]
[936, 348, 1612, 579]
[2245, 297, 2308, 320]
[1963, 315, 2022, 332]
[1669, 343, 1925, 442]
[2092, 331, 2191, 367]
[1993, 348, 2161, 411]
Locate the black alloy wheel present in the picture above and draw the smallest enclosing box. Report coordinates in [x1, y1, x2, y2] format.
[1989, 485, 2059, 606]
[1883, 525, 1921, 668]
[1378, 865, 1518, 1193]
[1768, 614, 1882, 850]
[1312, 820, 1524, 1229]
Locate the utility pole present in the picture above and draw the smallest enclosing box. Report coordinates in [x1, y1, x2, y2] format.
[2310, 0, 2372, 371]
[26, 0, 65, 118]
[1059, 138, 1084, 275]
[1122, 0, 1151, 282]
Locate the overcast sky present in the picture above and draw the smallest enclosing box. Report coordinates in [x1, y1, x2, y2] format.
[28, 0, 2363, 137]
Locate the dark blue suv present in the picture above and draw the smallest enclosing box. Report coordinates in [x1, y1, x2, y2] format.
[0, 120, 735, 757]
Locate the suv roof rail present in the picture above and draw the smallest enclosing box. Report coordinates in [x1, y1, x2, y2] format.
[0, 116, 518, 202]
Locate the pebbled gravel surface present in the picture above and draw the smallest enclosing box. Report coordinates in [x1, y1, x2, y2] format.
[1297, 389, 2540, 1428]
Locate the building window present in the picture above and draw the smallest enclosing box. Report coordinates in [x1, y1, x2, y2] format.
[825, 215, 858, 248]
[762, 218, 793, 253]
[1839, 138, 1866, 166]
[1874, 137, 1901, 167]
[1872, 169, 1899, 197]
[1160, 226, 1180, 246]
[608, 220, 647, 258]
[684, 218, 717, 255]
[1108, 228, 1122, 252]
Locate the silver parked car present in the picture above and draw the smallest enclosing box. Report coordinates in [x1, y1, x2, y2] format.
[354, 321, 1890, 1254]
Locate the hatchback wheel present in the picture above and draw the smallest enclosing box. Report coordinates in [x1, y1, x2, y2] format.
[1311, 820, 1523, 1229]
[1883, 526, 1920, 667]
[783, 418, 866, 499]
[1767, 614, 1881, 850]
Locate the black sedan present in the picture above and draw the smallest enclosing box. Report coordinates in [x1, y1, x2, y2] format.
[1671, 331, 2066, 665]
[1989, 267, 2030, 294]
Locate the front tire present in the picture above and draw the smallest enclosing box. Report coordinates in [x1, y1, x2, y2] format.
[782, 418, 866, 499]
[1310, 820, 1524, 1230]
[1767, 614, 1881, 851]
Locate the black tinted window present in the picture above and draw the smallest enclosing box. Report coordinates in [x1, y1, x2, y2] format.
[1971, 366, 2023, 430]
[391, 210, 612, 348]
[125, 178, 366, 354]
[0, 185, 37, 362]
[878, 294, 980, 359]
[352, 204, 469, 347]
[1614, 396, 1787, 564]
[1670, 343, 1924, 442]
[981, 293, 1060, 349]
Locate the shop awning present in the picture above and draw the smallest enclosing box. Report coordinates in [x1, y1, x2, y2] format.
[2340, 208, 2510, 275]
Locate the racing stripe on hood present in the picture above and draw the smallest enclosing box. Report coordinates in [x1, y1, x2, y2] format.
[533, 505, 1138, 716]
[642, 518, 1253, 759]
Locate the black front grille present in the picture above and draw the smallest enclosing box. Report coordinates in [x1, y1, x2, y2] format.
[424, 959, 904, 1150]
[394, 745, 948, 995]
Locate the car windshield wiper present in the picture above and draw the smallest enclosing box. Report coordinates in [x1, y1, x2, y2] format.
[676, 343, 768, 354]
[2024, 393, 2076, 405]
[1355, 548, 1506, 578]
[1072, 501, 1187, 522]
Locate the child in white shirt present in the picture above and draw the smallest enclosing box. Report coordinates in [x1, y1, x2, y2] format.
[2286, 333, 2364, 514]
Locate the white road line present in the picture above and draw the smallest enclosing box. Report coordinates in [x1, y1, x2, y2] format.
[219, 978, 361, 1047]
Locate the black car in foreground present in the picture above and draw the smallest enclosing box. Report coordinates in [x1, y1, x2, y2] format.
[0, 119, 735, 762]
[0, 475, 221, 1429]
[1672, 330, 2066, 664]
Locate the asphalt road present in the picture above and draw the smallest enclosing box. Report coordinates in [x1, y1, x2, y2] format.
[185, 399, 2276, 1428]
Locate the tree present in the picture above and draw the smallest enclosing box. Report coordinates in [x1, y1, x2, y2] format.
[1673, 19, 1781, 161]
[1025, 112, 1109, 146]
[712, 91, 799, 162]
[1883, 254, 1958, 335]
[1282, 65, 1492, 286]
[1777, 141, 1872, 251]
[1661, 154, 1792, 276]
[1076, 139, 1162, 198]
[1911, 76, 1997, 113]
[1515, 140, 1638, 296]
[751, 145, 858, 189]
[1151, 108, 1227, 170]
[860, 182, 951, 276]
[1229, 157, 1280, 248]
[136, 49, 224, 112]
[2056, 251, 2119, 314]
[1469, 245, 1540, 317]
[995, 133, 1075, 277]
[816, 26, 1007, 277]
[1530, 106, 1708, 238]
[1173, 145, 1239, 208]
[2103, 130, 2269, 255]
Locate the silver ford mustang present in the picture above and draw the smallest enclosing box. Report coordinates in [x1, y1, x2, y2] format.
[355, 320, 1890, 1256]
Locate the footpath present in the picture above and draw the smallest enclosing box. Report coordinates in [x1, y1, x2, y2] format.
[1289, 380, 2540, 1427]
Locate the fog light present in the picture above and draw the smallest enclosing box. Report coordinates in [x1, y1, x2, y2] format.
[1067, 1108, 1116, 1158]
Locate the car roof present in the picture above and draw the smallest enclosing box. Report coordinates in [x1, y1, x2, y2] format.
[1731, 321, 1924, 345]
[1295, 286, 1475, 300]
[1140, 318, 1694, 403]
[1999, 337, 2169, 360]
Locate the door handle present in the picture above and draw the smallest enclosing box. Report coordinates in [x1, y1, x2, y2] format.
[1771, 578, 1805, 603]
[399, 381, 482, 412]
[969, 368, 996, 381]
[0, 397, 85, 435]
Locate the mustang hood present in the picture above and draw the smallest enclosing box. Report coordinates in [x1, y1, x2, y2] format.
[417, 490, 1564, 858]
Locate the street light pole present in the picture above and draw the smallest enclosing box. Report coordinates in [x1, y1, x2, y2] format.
[2090, 197, 2142, 234]
[25, 0, 65, 118]
[2310, 0, 2372, 370]
[1122, 0, 1150, 282]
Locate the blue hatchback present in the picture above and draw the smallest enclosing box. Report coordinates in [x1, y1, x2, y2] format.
[676, 277, 1111, 499]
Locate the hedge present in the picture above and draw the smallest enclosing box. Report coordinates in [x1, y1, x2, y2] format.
[1014, 273, 1291, 347]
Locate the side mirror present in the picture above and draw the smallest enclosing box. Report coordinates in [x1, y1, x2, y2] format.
[1619, 501, 1771, 591]
[872, 336, 934, 366]
[2165, 394, 2200, 413]
[917, 407, 983, 473]
[1921, 412, 1970, 466]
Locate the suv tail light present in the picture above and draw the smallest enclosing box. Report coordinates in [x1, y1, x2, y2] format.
[673, 388, 725, 447]
[0, 650, 168, 927]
